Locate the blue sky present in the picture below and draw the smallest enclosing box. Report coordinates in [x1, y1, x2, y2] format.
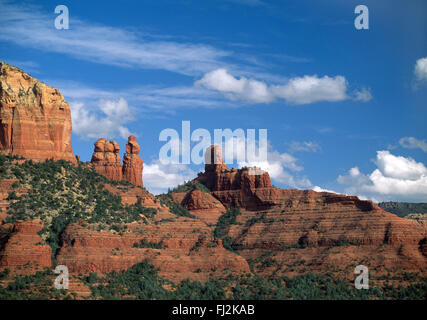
[1, 0, 426, 201]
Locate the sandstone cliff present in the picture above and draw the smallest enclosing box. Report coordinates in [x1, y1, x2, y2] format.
[0, 62, 75, 162]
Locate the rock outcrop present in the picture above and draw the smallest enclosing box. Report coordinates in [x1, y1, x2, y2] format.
[0, 220, 52, 275]
[122, 135, 143, 186]
[177, 189, 226, 224]
[199, 145, 271, 192]
[90, 135, 143, 186]
[197, 145, 273, 210]
[91, 138, 122, 181]
[55, 220, 250, 283]
[0, 62, 75, 162]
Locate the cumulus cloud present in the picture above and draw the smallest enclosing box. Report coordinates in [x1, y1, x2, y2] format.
[70, 98, 134, 140]
[222, 136, 311, 188]
[272, 75, 348, 104]
[143, 160, 197, 195]
[196, 68, 360, 105]
[289, 141, 321, 153]
[414, 57, 427, 82]
[353, 87, 372, 102]
[399, 137, 427, 152]
[338, 150, 427, 202]
[195, 68, 274, 103]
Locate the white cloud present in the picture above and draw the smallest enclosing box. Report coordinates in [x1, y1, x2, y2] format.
[0, 2, 228, 76]
[143, 160, 197, 195]
[195, 68, 274, 103]
[272, 75, 348, 104]
[311, 186, 339, 194]
[196, 68, 356, 105]
[289, 141, 321, 153]
[414, 57, 427, 82]
[399, 137, 427, 152]
[375, 151, 427, 180]
[338, 150, 427, 202]
[353, 87, 372, 102]
[70, 98, 134, 140]
[223, 136, 311, 188]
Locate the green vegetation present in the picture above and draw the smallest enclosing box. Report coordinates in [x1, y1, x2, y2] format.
[213, 208, 242, 252]
[0, 268, 74, 300]
[1, 261, 425, 300]
[80, 260, 427, 300]
[0, 156, 157, 261]
[190, 235, 206, 252]
[378, 202, 427, 217]
[157, 193, 196, 218]
[167, 180, 211, 194]
[247, 212, 275, 226]
[155, 180, 210, 218]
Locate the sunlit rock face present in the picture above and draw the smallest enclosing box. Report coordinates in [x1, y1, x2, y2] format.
[0, 62, 75, 162]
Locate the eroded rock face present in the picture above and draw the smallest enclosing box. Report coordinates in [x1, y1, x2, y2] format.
[178, 189, 226, 225]
[0, 62, 75, 162]
[91, 138, 122, 181]
[55, 221, 250, 283]
[197, 145, 273, 210]
[199, 145, 272, 193]
[223, 191, 427, 278]
[0, 220, 51, 275]
[122, 135, 143, 186]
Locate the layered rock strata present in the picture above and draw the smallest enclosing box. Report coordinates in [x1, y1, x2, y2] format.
[0, 62, 75, 162]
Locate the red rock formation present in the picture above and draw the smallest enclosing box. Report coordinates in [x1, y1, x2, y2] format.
[178, 189, 226, 224]
[122, 135, 143, 186]
[0, 220, 51, 275]
[199, 145, 272, 193]
[196, 145, 273, 210]
[90, 138, 122, 181]
[55, 221, 250, 283]
[204, 144, 227, 173]
[0, 62, 75, 162]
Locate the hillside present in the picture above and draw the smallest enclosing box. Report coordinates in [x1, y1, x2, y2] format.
[378, 202, 427, 218]
[0, 154, 426, 299]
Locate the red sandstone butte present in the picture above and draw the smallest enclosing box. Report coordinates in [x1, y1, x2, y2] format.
[0, 62, 75, 162]
[91, 138, 123, 181]
[122, 135, 143, 186]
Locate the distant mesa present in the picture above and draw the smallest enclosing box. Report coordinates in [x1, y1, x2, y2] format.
[91, 135, 143, 186]
[0, 61, 75, 162]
